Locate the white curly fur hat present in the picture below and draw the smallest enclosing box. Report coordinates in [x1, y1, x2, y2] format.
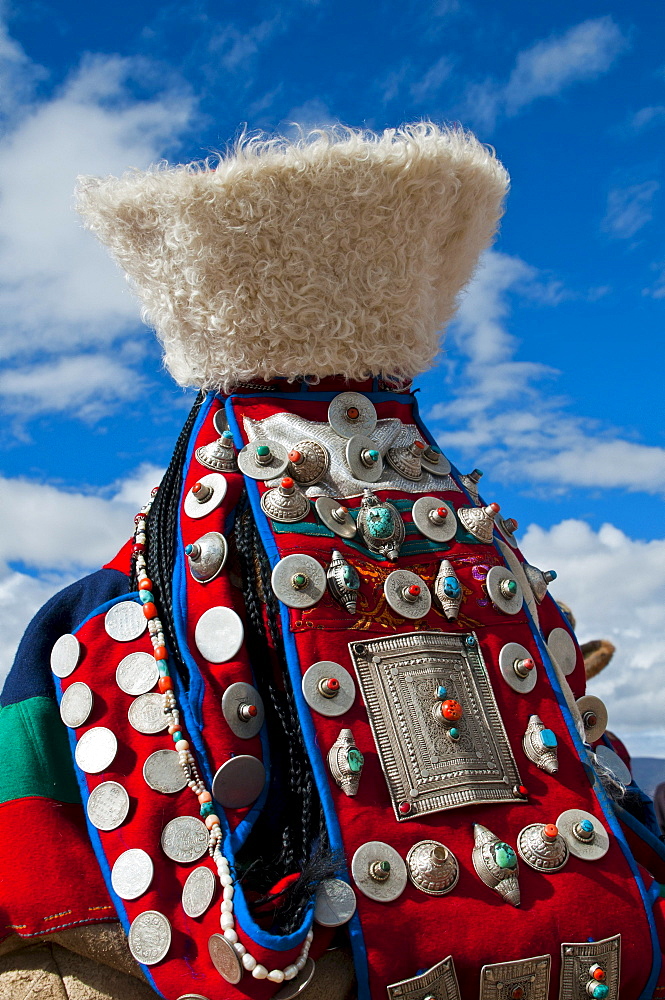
[76, 123, 509, 391]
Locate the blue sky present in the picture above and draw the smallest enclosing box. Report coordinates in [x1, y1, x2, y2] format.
[0, 1, 664, 754]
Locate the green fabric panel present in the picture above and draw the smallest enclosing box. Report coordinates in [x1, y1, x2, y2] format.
[0, 696, 81, 805]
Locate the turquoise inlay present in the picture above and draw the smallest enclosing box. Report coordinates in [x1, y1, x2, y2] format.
[443, 576, 461, 598]
[343, 565, 360, 589]
[540, 729, 557, 748]
[494, 843, 517, 869]
[366, 507, 393, 539]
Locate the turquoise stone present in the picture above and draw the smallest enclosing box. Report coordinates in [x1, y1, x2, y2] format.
[184, 544, 194, 555]
[580, 819, 594, 833]
[368, 450, 379, 462]
[158, 663, 169, 677]
[222, 430, 233, 440]
[347, 749, 364, 772]
[592, 987, 609, 999]
[449, 727, 460, 739]
[367, 507, 394, 539]
[540, 729, 557, 748]
[343, 566, 360, 590]
[443, 577, 461, 598]
[465, 635, 476, 647]
[436, 686, 448, 700]
[139, 590, 154, 604]
[256, 445, 270, 456]
[172, 731, 182, 743]
[505, 579, 517, 595]
[200, 801, 214, 818]
[494, 843, 517, 869]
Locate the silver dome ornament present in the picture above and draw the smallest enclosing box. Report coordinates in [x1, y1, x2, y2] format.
[221, 681, 265, 739]
[497, 516, 519, 548]
[556, 809, 610, 862]
[345, 435, 383, 482]
[183, 473, 228, 519]
[326, 550, 360, 614]
[351, 841, 407, 902]
[411, 496, 457, 543]
[386, 440, 425, 481]
[384, 570, 432, 620]
[185, 531, 228, 583]
[458, 502, 500, 543]
[433, 560, 462, 620]
[195, 429, 237, 473]
[356, 490, 405, 560]
[460, 468, 483, 501]
[270, 554, 326, 609]
[523, 715, 559, 774]
[237, 438, 289, 480]
[260, 477, 310, 523]
[523, 562, 557, 602]
[406, 840, 459, 896]
[420, 443, 452, 477]
[328, 392, 377, 439]
[486, 565, 524, 615]
[287, 440, 329, 486]
[302, 660, 356, 717]
[472, 824, 521, 907]
[327, 728, 364, 796]
[314, 496, 357, 539]
[499, 642, 537, 693]
[576, 695, 608, 743]
[517, 822, 569, 873]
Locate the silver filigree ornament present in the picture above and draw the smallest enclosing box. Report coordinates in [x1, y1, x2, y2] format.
[385, 440, 425, 481]
[517, 822, 569, 873]
[195, 429, 237, 473]
[522, 715, 559, 774]
[472, 824, 521, 907]
[458, 502, 501, 542]
[522, 562, 557, 602]
[185, 531, 228, 584]
[405, 840, 459, 896]
[355, 490, 405, 560]
[260, 477, 310, 523]
[326, 550, 360, 614]
[433, 560, 462, 620]
[327, 728, 364, 796]
[287, 440, 330, 486]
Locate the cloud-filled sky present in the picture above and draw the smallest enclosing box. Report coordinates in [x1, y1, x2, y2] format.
[0, 0, 663, 758]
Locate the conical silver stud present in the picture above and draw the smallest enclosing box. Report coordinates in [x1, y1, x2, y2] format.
[196, 430, 237, 473]
[458, 502, 500, 543]
[433, 560, 462, 620]
[327, 728, 364, 797]
[523, 715, 558, 774]
[523, 562, 557, 602]
[472, 824, 520, 907]
[460, 468, 483, 502]
[406, 840, 459, 896]
[185, 532, 228, 584]
[260, 477, 310, 523]
[386, 440, 424, 481]
[326, 550, 360, 615]
[517, 822, 569, 873]
[287, 440, 330, 486]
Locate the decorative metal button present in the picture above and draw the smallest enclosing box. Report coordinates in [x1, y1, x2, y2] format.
[499, 642, 537, 693]
[271, 554, 326, 608]
[406, 840, 459, 895]
[351, 841, 407, 902]
[486, 565, 523, 615]
[386, 440, 424, 481]
[384, 570, 431, 619]
[411, 496, 457, 543]
[314, 496, 357, 539]
[556, 808, 610, 861]
[60, 681, 93, 728]
[185, 531, 228, 584]
[387, 956, 461, 1000]
[221, 681, 265, 739]
[479, 955, 551, 1000]
[314, 878, 357, 927]
[302, 660, 356, 717]
[576, 695, 608, 743]
[183, 473, 228, 520]
[194, 607, 244, 663]
[196, 430, 237, 473]
[433, 559, 462, 620]
[51, 633, 81, 677]
[523, 715, 558, 774]
[345, 434, 383, 482]
[211, 755, 266, 808]
[287, 440, 329, 486]
[260, 477, 310, 523]
[560, 934, 620, 1000]
[326, 550, 360, 615]
[356, 490, 405, 560]
[459, 468, 483, 501]
[472, 824, 520, 907]
[458, 502, 500, 542]
[328, 392, 377, 439]
[497, 516, 519, 548]
[547, 627, 577, 676]
[208, 932, 243, 984]
[327, 728, 364, 796]
[105, 601, 146, 642]
[420, 444, 452, 477]
[116, 651, 159, 696]
[237, 438, 289, 480]
[517, 822, 569, 872]
[595, 745, 632, 786]
[523, 562, 557, 602]
[75, 726, 118, 774]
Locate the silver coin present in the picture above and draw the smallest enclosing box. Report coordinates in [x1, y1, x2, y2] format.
[547, 626, 578, 677]
[60, 681, 93, 728]
[351, 841, 407, 902]
[143, 749, 188, 794]
[194, 606, 244, 663]
[212, 755, 266, 809]
[314, 878, 357, 927]
[111, 848, 154, 899]
[129, 693, 169, 734]
[128, 910, 171, 966]
[161, 816, 209, 863]
[274, 957, 316, 998]
[105, 601, 146, 642]
[87, 781, 130, 831]
[51, 633, 81, 678]
[177, 995, 212, 1000]
[208, 933, 243, 984]
[302, 661, 356, 717]
[183, 472, 228, 520]
[182, 865, 216, 918]
[75, 727, 118, 774]
[328, 392, 377, 438]
[271, 553, 326, 609]
[116, 651, 159, 696]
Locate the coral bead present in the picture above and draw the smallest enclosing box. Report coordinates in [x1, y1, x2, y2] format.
[198, 790, 212, 804]
[138, 578, 153, 591]
[154, 646, 168, 660]
[205, 814, 221, 830]
[143, 602, 157, 619]
[158, 677, 174, 692]
[440, 699, 463, 722]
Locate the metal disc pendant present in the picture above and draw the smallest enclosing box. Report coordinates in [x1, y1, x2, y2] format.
[517, 823, 569, 873]
[194, 606, 244, 663]
[315, 496, 357, 539]
[86, 780, 130, 831]
[547, 626, 577, 676]
[260, 480, 310, 523]
[384, 570, 431, 620]
[111, 848, 154, 900]
[328, 392, 377, 438]
[406, 840, 459, 896]
[556, 808, 610, 861]
[237, 438, 289, 480]
[105, 601, 146, 642]
[60, 681, 93, 728]
[128, 910, 171, 966]
[345, 435, 383, 482]
[595, 745, 632, 786]
[221, 681, 265, 739]
[411, 497, 457, 543]
[288, 440, 330, 486]
[271, 554, 326, 608]
[183, 473, 228, 520]
[302, 660, 356, 717]
[128, 693, 169, 734]
[51, 633, 81, 677]
[314, 878, 357, 927]
[486, 565, 523, 615]
[420, 445, 452, 477]
[351, 841, 407, 902]
[161, 816, 209, 863]
[274, 957, 316, 999]
[182, 866, 216, 918]
[116, 651, 159, 696]
[576, 695, 608, 743]
[186, 532, 228, 583]
[208, 933, 243, 984]
[143, 749, 188, 794]
[212, 755, 266, 808]
[385, 442, 423, 481]
[75, 727, 118, 774]
[499, 642, 537, 694]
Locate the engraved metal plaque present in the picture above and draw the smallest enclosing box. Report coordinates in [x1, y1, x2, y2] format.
[559, 934, 620, 1000]
[349, 632, 522, 821]
[387, 955, 461, 1000]
[480, 954, 551, 1000]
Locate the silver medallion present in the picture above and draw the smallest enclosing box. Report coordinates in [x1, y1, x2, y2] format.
[128, 910, 171, 966]
[208, 932, 243, 984]
[327, 728, 364, 796]
[383, 569, 431, 620]
[212, 755, 266, 808]
[522, 715, 559, 774]
[406, 840, 459, 896]
[274, 957, 316, 999]
[271, 553, 326, 609]
[161, 816, 209, 863]
[420, 444, 452, 477]
[328, 392, 377, 439]
[302, 660, 356, 717]
[345, 435, 383, 483]
[75, 727, 118, 774]
[547, 626, 577, 677]
[59, 681, 93, 728]
[314, 878, 357, 927]
[50, 633, 81, 678]
[517, 822, 569, 873]
[116, 651, 159, 696]
[288, 440, 329, 486]
[351, 841, 407, 902]
[326, 549, 360, 614]
[237, 438, 289, 480]
[260, 478, 310, 523]
[576, 694, 608, 743]
[385, 441, 424, 481]
[186, 531, 228, 584]
[221, 681, 265, 739]
[315, 496, 357, 538]
[182, 865, 216, 918]
[485, 565, 523, 615]
[355, 490, 405, 560]
[387, 956, 461, 1000]
[143, 749, 188, 794]
[194, 606, 244, 663]
[499, 641, 538, 694]
[411, 496, 457, 543]
[560, 934, 620, 1000]
[196, 431, 237, 473]
[86, 780, 129, 831]
[472, 824, 520, 907]
[556, 808, 610, 862]
[111, 848, 154, 900]
[433, 560, 463, 621]
[104, 601, 146, 642]
[183, 472, 228, 520]
[129, 693, 169, 734]
[522, 562, 557, 603]
[479, 955, 551, 1000]
[595, 745, 632, 786]
[457, 502, 500, 543]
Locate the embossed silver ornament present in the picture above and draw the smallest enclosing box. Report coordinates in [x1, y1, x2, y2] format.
[111, 848, 154, 900]
[260, 477, 310, 522]
[271, 553, 326, 608]
[195, 430, 237, 473]
[479, 955, 551, 1000]
[499, 641, 537, 694]
[183, 473, 228, 520]
[387, 956, 461, 1000]
[314, 496, 357, 538]
[75, 727, 118, 774]
[345, 435, 383, 482]
[221, 681, 264, 739]
[116, 651, 159, 696]
[274, 957, 316, 999]
[411, 496, 457, 543]
[143, 749, 188, 794]
[182, 866, 216, 918]
[326, 549, 360, 614]
[287, 440, 329, 486]
[314, 878, 357, 927]
[420, 444, 452, 477]
[385, 440, 424, 481]
[351, 840, 407, 902]
[302, 660, 356, 717]
[355, 490, 405, 560]
[560, 934, 620, 1000]
[459, 468, 483, 501]
[327, 728, 364, 796]
[328, 392, 377, 438]
[161, 816, 209, 863]
[208, 932, 243, 984]
[86, 781, 130, 831]
[128, 910, 171, 966]
[433, 560, 462, 620]
[458, 502, 500, 542]
[237, 438, 289, 480]
[486, 565, 523, 615]
[383, 569, 431, 619]
[406, 840, 459, 896]
[194, 606, 244, 663]
[105, 601, 146, 642]
[517, 822, 569, 873]
[185, 531, 228, 583]
[522, 562, 557, 602]
[576, 694, 608, 743]
[472, 824, 521, 907]
[556, 808, 610, 862]
[128, 693, 168, 734]
[522, 715, 559, 774]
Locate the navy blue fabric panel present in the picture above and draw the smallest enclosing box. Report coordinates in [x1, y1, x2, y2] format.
[1, 568, 129, 707]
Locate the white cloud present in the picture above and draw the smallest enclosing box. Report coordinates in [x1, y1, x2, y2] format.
[643, 261, 665, 300]
[603, 181, 660, 239]
[628, 105, 665, 132]
[283, 99, 336, 131]
[410, 56, 453, 103]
